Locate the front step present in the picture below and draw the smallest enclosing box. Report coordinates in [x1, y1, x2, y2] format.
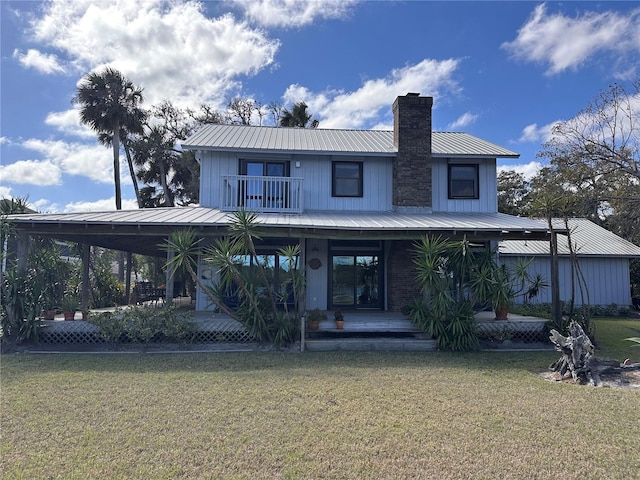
[304, 337, 436, 352]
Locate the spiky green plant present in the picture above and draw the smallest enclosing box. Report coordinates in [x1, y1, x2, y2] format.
[162, 210, 303, 345]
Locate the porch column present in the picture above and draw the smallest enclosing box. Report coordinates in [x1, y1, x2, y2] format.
[125, 251, 132, 304]
[299, 237, 306, 315]
[81, 243, 90, 313]
[300, 237, 306, 353]
[165, 247, 174, 304]
[550, 230, 562, 324]
[16, 231, 29, 272]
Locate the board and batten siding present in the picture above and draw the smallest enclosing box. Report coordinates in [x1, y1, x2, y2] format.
[431, 158, 498, 213]
[501, 256, 633, 307]
[198, 150, 394, 211]
[198, 150, 240, 208]
[302, 155, 393, 211]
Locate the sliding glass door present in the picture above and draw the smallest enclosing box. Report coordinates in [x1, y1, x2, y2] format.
[331, 255, 381, 309]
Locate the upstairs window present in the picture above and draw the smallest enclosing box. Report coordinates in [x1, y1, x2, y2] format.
[332, 161, 363, 197]
[448, 164, 479, 199]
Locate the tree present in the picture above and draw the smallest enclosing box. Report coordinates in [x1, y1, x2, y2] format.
[279, 101, 319, 128]
[132, 125, 177, 207]
[497, 170, 531, 216]
[75, 67, 145, 210]
[537, 78, 640, 235]
[133, 101, 215, 208]
[546, 78, 640, 182]
[1, 198, 74, 349]
[267, 100, 284, 125]
[533, 79, 640, 296]
[226, 97, 262, 125]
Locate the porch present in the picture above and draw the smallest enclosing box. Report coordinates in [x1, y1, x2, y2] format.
[35, 305, 550, 352]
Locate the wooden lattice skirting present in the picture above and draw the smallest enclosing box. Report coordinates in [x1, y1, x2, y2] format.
[38, 319, 253, 345]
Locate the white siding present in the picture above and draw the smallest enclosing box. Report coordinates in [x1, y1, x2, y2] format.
[502, 256, 633, 307]
[198, 150, 394, 212]
[431, 158, 497, 213]
[302, 155, 392, 211]
[198, 151, 238, 208]
[305, 239, 328, 310]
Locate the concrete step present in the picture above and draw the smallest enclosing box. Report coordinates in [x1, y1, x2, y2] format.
[304, 337, 436, 352]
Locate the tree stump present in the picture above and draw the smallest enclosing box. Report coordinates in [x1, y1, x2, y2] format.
[549, 320, 640, 386]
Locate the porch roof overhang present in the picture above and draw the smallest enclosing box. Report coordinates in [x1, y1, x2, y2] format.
[7, 207, 551, 258]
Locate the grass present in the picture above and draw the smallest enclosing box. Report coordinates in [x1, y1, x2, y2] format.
[592, 316, 640, 361]
[1, 319, 639, 479]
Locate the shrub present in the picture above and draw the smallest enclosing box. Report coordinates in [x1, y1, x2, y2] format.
[88, 306, 195, 347]
[88, 309, 127, 347]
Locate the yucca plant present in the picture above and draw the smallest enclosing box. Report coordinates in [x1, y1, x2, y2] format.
[162, 209, 304, 345]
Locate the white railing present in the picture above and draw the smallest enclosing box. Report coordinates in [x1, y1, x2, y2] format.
[221, 175, 303, 213]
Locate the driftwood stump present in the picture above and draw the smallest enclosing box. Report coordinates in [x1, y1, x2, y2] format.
[549, 320, 640, 386]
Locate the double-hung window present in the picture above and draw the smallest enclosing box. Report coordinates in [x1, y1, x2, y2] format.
[448, 164, 479, 199]
[332, 161, 363, 197]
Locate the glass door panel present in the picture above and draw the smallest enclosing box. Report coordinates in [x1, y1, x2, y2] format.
[356, 256, 379, 306]
[332, 256, 355, 306]
[265, 162, 285, 209]
[331, 255, 381, 308]
[244, 162, 264, 209]
[240, 161, 287, 209]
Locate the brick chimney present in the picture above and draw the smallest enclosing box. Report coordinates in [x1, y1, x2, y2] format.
[392, 93, 433, 211]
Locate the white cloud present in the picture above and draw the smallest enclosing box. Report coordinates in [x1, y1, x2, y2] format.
[447, 112, 478, 130]
[236, 0, 358, 28]
[45, 108, 95, 139]
[12, 48, 65, 74]
[31, 198, 57, 212]
[518, 121, 560, 144]
[16, 138, 126, 186]
[286, 58, 461, 129]
[63, 197, 139, 213]
[0, 186, 14, 199]
[497, 161, 543, 180]
[0, 159, 62, 185]
[502, 4, 640, 75]
[30, 0, 280, 109]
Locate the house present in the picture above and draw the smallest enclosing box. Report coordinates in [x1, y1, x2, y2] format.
[499, 218, 640, 309]
[7, 94, 550, 318]
[181, 93, 550, 312]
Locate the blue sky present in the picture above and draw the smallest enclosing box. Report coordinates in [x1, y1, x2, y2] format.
[1, 0, 639, 213]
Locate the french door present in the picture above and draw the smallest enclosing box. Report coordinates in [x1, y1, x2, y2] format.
[240, 160, 288, 210]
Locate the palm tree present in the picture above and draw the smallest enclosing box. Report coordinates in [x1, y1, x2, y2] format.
[131, 125, 177, 207]
[75, 67, 145, 210]
[279, 101, 319, 128]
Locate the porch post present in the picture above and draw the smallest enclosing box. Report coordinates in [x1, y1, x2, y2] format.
[300, 237, 306, 352]
[550, 230, 562, 324]
[16, 231, 29, 273]
[81, 243, 90, 313]
[165, 247, 174, 304]
[125, 251, 132, 304]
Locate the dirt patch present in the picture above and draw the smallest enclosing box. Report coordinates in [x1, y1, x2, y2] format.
[540, 368, 640, 390]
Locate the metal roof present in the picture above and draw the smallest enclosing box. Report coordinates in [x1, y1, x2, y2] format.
[181, 124, 519, 158]
[500, 218, 640, 257]
[8, 207, 547, 257]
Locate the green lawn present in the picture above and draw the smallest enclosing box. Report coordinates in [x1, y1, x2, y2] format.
[1, 320, 639, 479]
[592, 317, 640, 361]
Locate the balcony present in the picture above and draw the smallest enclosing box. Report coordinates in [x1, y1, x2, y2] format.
[221, 175, 303, 213]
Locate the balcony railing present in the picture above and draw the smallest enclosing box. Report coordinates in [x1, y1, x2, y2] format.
[221, 175, 303, 213]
